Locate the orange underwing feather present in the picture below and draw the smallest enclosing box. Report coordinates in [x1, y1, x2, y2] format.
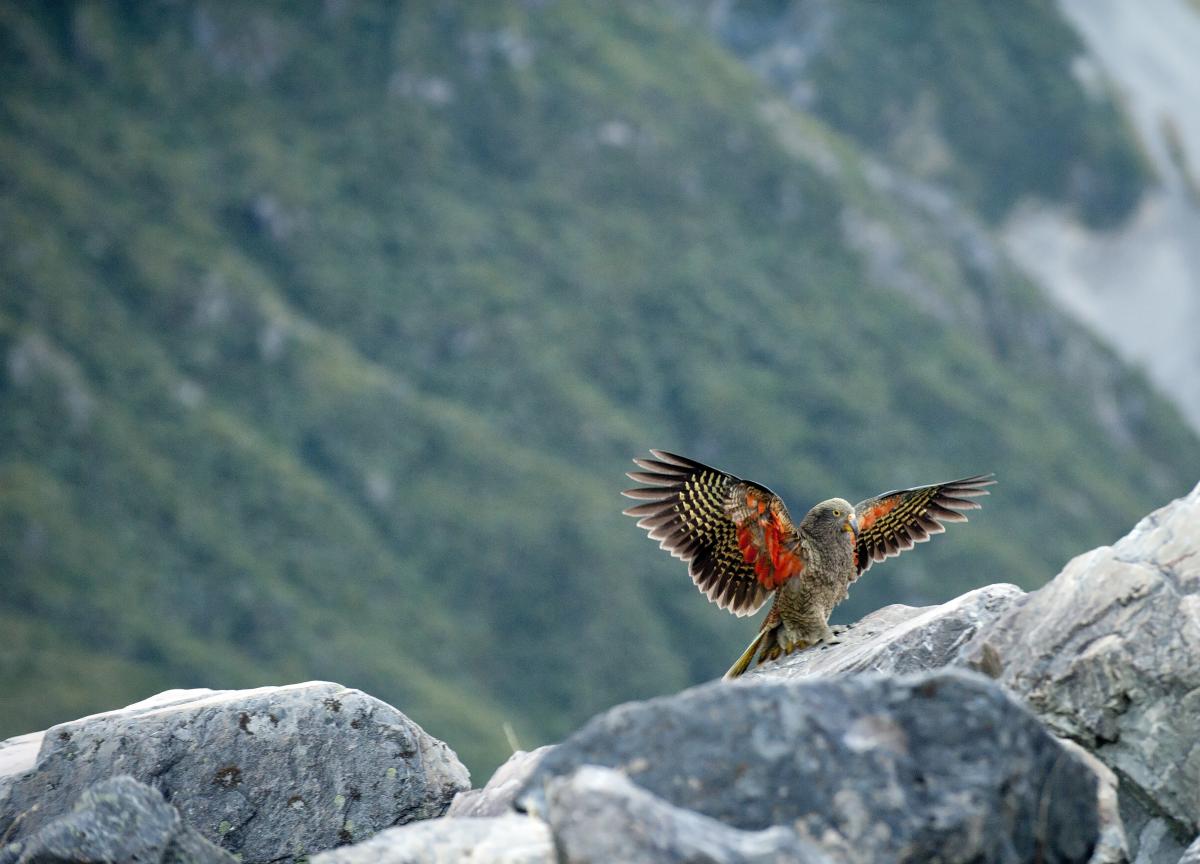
[621, 450, 806, 616]
[852, 474, 995, 578]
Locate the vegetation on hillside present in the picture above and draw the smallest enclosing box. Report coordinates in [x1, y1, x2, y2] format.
[684, 0, 1152, 226]
[0, 1, 1194, 775]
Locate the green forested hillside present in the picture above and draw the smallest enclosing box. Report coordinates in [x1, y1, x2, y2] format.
[1, 1, 1195, 776]
[683, 0, 1151, 226]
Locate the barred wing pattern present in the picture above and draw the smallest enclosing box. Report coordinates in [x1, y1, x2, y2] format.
[622, 450, 804, 617]
[853, 474, 995, 577]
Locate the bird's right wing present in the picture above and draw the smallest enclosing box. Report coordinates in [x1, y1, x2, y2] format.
[852, 474, 995, 578]
[622, 450, 805, 617]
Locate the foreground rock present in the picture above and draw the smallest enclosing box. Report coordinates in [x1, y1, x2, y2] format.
[1180, 836, 1200, 864]
[543, 766, 839, 864]
[0, 682, 468, 862]
[0, 776, 233, 864]
[518, 669, 1100, 863]
[315, 768, 840, 864]
[310, 814, 554, 864]
[447, 746, 553, 818]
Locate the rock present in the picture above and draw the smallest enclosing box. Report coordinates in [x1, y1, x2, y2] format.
[960, 482, 1200, 848]
[0, 682, 469, 863]
[447, 746, 553, 818]
[0, 775, 233, 864]
[1124, 808, 1190, 864]
[749, 583, 1024, 680]
[1054, 738, 1127, 864]
[544, 765, 840, 864]
[0, 734, 41, 788]
[1179, 835, 1200, 864]
[308, 814, 554, 864]
[518, 669, 1101, 863]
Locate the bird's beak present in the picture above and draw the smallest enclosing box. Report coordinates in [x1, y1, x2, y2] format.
[843, 514, 858, 539]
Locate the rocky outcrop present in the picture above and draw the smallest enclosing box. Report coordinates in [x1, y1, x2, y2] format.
[309, 814, 554, 864]
[446, 746, 553, 818]
[4, 484, 1197, 863]
[313, 768, 841, 864]
[1180, 836, 1200, 864]
[543, 766, 838, 864]
[517, 670, 1100, 863]
[961, 486, 1200, 844]
[755, 582, 1024, 679]
[312, 668, 1101, 864]
[0, 682, 468, 862]
[0, 776, 233, 864]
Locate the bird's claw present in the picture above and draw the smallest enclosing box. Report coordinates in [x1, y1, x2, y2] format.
[829, 624, 851, 635]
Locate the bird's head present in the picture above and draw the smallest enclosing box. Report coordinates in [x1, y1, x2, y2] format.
[804, 498, 858, 544]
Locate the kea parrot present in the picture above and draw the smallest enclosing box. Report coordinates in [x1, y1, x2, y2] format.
[623, 450, 993, 678]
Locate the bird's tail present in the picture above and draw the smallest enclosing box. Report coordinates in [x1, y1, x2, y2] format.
[724, 626, 775, 680]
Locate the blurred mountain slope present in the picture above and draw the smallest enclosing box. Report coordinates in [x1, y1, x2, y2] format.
[672, 0, 1150, 227]
[1, 1, 1196, 776]
[1005, 0, 1200, 431]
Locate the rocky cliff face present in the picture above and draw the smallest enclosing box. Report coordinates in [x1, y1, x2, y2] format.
[2, 483, 1198, 863]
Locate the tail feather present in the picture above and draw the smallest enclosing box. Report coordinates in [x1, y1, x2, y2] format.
[724, 627, 772, 680]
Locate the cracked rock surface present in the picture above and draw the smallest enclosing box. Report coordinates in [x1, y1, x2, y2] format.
[751, 583, 1024, 680]
[959, 482, 1200, 861]
[0, 682, 468, 863]
[0, 776, 233, 864]
[446, 746, 554, 818]
[518, 669, 1100, 864]
[543, 765, 839, 864]
[309, 813, 554, 864]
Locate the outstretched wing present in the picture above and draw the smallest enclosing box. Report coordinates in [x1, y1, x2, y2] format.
[622, 450, 805, 616]
[853, 474, 994, 577]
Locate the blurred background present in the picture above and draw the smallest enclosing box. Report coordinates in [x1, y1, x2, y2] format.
[2, 0, 1198, 778]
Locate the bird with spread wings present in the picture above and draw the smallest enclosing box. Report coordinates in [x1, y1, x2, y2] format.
[623, 450, 993, 678]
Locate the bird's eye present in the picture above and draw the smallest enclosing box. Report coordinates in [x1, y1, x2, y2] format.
[832, 509, 841, 517]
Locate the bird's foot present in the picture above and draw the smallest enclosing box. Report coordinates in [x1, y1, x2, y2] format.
[779, 639, 814, 657]
[760, 644, 784, 663]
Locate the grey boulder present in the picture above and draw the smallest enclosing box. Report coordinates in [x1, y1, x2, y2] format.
[960, 481, 1200, 853]
[309, 814, 554, 864]
[446, 746, 553, 818]
[518, 669, 1101, 863]
[0, 682, 468, 863]
[1179, 836, 1200, 864]
[544, 765, 840, 864]
[0, 775, 233, 864]
[751, 583, 1024, 680]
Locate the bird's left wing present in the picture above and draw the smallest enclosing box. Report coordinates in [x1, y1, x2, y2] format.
[853, 474, 994, 577]
[622, 450, 804, 617]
